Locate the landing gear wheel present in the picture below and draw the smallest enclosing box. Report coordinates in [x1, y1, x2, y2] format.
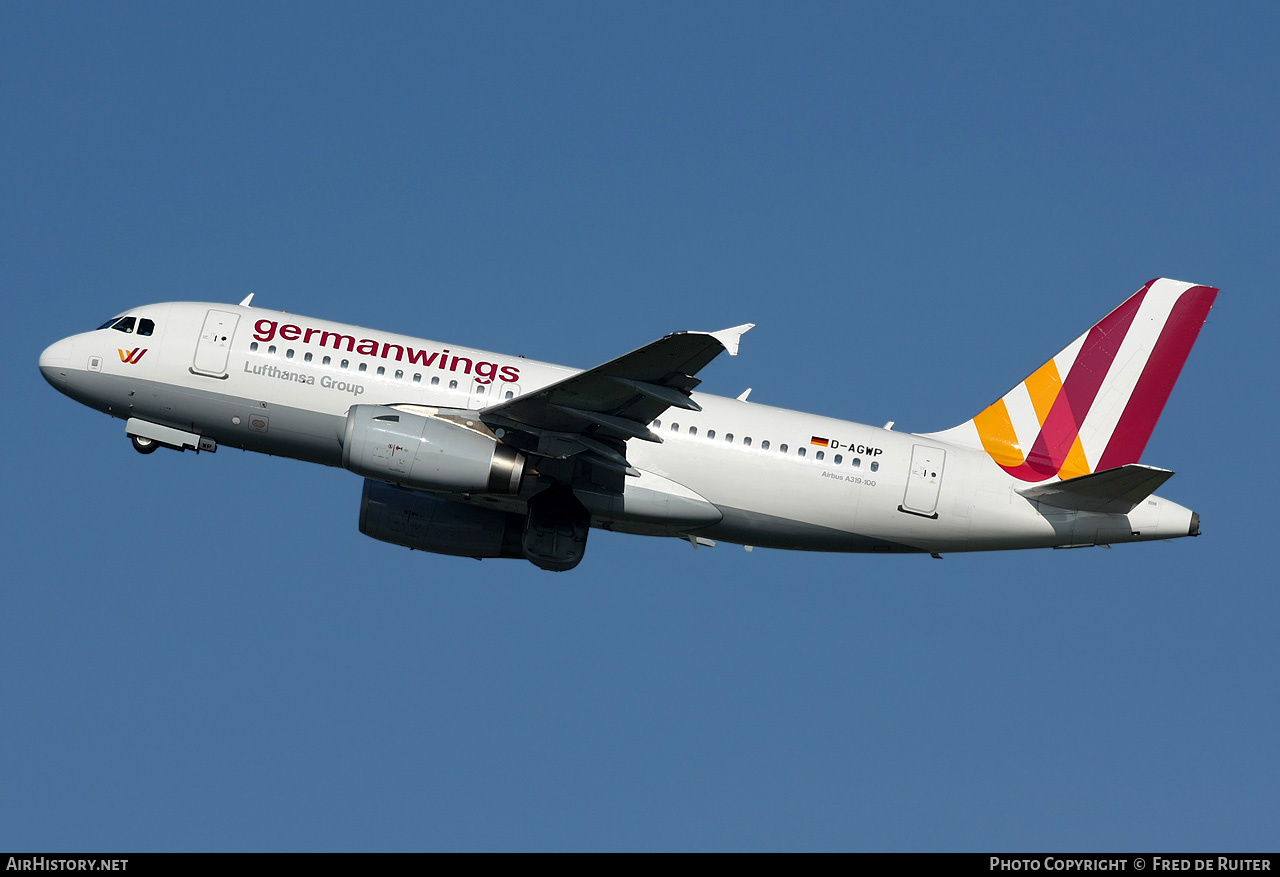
[130, 434, 160, 454]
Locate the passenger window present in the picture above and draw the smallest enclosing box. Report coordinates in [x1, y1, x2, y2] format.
[476, 385, 485, 395]
[431, 376, 439, 386]
[304, 352, 313, 362]
[323, 356, 331, 366]
[376, 366, 385, 376]
[359, 363, 367, 373]
[707, 430, 716, 440]
[449, 380, 458, 389]
[268, 345, 276, 355]
[852, 458, 861, 468]
[780, 444, 788, 453]
[250, 342, 259, 352]
[395, 370, 403, 380]
[798, 447, 806, 458]
[815, 450, 824, 461]
[834, 454, 842, 464]
[112, 316, 136, 333]
[341, 359, 349, 369]
[761, 440, 769, 450]
[688, 426, 695, 435]
[870, 461, 879, 472]
[413, 374, 421, 383]
[286, 349, 294, 359]
[743, 437, 752, 447]
[726, 434, 733, 443]
[653, 419, 661, 429]
[138, 319, 155, 336]
[505, 390, 514, 399]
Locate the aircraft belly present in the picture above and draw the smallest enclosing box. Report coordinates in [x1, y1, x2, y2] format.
[631, 440, 884, 550]
[702, 505, 923, 553]
[576, 469, 723, 531]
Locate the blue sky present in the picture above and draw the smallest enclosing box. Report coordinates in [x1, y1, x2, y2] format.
[4, 2, 1278, 851]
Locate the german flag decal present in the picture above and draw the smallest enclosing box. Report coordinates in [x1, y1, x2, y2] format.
[810, 436, 830, 447]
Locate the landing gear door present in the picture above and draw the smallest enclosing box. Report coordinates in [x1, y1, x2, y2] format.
[900, 445, 945, 518]
[192, 310, 240, 378]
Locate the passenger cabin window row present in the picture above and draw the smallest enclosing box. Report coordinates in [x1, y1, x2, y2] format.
[652, 418, 881, 472]
[245, 341, 519, 400]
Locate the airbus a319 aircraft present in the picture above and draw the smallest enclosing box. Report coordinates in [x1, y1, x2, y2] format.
[40, 278, 1216, 571]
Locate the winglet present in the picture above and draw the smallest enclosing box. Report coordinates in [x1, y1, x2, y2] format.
[709, 323, 754, 356]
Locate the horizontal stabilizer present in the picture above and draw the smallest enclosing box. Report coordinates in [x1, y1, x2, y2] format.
[1017, 464, 1174, 514]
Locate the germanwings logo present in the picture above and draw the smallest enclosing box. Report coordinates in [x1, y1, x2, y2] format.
[118, 348, 148, 364]
[970, 281, 1217, 483]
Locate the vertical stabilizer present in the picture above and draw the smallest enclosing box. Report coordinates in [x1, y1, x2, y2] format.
[927, 278, 1218, 483]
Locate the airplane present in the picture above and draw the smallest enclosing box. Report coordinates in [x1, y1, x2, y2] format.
[39, 278, 1217, 571]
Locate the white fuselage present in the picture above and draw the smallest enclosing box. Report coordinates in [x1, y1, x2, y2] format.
[39, 301, 1198, 556]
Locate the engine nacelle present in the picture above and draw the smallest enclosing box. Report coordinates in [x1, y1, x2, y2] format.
[343, 405, 524, 493]
[359, 479, 525, 559]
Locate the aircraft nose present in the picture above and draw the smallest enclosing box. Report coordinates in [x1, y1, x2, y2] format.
[39, 337, 75, 386]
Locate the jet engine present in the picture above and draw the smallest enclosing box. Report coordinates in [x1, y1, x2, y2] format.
[359, 479, 593, 571]
[343, 405, 524, 493]
[359, 479, 525, 559]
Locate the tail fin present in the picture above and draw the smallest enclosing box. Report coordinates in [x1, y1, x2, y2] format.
[928, 278, 1218, 483]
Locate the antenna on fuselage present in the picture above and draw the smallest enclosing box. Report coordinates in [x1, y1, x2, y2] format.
[239, 293, 255, 307]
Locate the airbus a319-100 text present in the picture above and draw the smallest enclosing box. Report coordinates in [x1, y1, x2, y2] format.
[39, 278, 1217, 571]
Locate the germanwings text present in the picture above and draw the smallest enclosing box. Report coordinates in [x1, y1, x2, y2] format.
[252, 319, 519, 384]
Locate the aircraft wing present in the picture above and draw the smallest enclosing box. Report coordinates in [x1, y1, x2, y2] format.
[480, 323, 753, 473]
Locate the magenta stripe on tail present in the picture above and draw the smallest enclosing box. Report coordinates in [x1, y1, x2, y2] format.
[1095, 285, 1219, 471]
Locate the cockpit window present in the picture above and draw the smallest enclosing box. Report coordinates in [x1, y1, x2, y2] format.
[97, 315, 148, 333]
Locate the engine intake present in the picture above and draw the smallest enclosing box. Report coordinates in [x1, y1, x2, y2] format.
[343, 405, 524, 493]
